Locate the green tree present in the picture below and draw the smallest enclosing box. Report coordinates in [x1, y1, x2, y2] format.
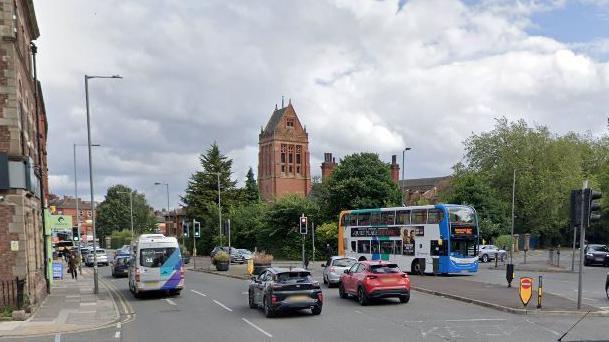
[243, 167, 260, 203]
[320, 153, 401, 221]
[228, 202, 267, 250]
[182, 143, 239, 254]
[96, 185, 157, 240]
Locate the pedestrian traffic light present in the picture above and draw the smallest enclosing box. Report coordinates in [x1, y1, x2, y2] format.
[584, 188, 602, 226]
[182, 221, 189, 237]
[194, 221, 201, 238]
[72, 227, 79, 241]
[570, 189, 583, 227]
[299, 215, 307, 235]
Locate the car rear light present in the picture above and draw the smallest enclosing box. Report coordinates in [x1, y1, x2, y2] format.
[366, 275, 377, 280]
[135, 268, 140, 282]
[271, 295, 278, 304]
[317, 292, 323, 302]
[401, 273, 408, 278]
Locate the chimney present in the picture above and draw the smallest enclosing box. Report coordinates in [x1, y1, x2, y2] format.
[321, 153, 338, 182]
[390, 154, 400, 184]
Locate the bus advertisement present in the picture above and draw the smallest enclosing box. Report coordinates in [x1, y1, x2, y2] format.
[338, 204, 479, 275]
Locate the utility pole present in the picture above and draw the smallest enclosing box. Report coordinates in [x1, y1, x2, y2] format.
[577, 180, 587, 310]
[217, 172, 222, 246]
[227, 219, 231, 271]
[312, 222, 315, 263]
[510, 168, 516, 264]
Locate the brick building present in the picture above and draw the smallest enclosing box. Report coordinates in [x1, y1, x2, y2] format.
[155, 207, 186, 237]
[258, 101, 311, 200]
[320, 152, 401, 184]
[0, 0, 48, 307]
[48, 195, 95, 242]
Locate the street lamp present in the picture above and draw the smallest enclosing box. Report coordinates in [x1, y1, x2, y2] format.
[154, 182, 171, 234]
[73, 143, 100, 273]
[85, 74, 122, 294]
[402, 147, 412, 206]
[116, 190, 134, 242]
[206, 172, 222, 245]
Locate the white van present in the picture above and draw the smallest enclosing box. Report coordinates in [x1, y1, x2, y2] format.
[128, 234, 184, 298]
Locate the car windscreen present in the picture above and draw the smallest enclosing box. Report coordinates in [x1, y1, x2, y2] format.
[369, 264, 401, 274]
[332, 258, 356, 268]
[96, 250, 106, 254]
[276, 272, 312, 283]
[140, 247, 177, 268]
[590, 245, 609, 252]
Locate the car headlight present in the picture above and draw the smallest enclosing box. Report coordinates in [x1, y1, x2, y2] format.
[586, 253, 593, 257]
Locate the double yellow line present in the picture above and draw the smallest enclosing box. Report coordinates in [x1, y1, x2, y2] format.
[100, 277, 136, 324]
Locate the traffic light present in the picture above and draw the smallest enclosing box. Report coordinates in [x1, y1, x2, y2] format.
[570, 189, 583, 227]
[299, 215, 307, 235]
[182, 221, 189, 237]
[72, 227, 79, 241]
[584, 188, 602, 226]
[194, 221, 201, 238]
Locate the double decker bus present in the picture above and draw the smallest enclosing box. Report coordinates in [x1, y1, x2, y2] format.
[338, 204, 479, 274]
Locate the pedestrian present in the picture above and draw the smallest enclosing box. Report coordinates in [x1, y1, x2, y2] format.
[325, 243, 333, 266]
[68, 253, 78, 280]
[304, 253, 309, 270]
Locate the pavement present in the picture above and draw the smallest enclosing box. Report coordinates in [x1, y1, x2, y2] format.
[0, 264, 122, 338]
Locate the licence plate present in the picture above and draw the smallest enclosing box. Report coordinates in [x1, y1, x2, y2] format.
[380, 278, 396, 284]
[595, 257, 604, 261]
[288, 295, 310, 302]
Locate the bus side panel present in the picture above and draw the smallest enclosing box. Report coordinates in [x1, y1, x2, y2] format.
[160, 247, 182, 290]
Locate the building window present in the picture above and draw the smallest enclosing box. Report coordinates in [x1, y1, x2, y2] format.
[289, 165, 293, 173]
[296, 166, 300, 174]
[287, 118, 294, 127]
[281, 165, 285, 173]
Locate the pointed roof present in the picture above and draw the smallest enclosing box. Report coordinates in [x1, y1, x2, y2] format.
[262, 106, 288, 135]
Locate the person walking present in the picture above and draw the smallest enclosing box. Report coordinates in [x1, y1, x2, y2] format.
[325, 243, 333, 266]
[68, 253, 78, 280]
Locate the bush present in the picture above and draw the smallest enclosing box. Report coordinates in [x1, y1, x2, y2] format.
[253, 252, 273, 264]
[212, 251, 229, 263]
[493, 235, 512, 251]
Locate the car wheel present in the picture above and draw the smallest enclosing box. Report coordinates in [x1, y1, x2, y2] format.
[399, 294, 410, 303]
[584, 260, 590, 266]
[263, 297, 274, 318]
[606, 286, 609, 300]
[481, 254, 489, 263]
[323, 275, 328, 285]
[339, 283, 348, 299]
[249, 290, 257, 309]
[311, 306, 322, 315]
[358, 287, 369, 306]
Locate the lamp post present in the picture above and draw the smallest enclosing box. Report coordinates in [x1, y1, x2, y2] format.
[73, 143, 100, 273]
[154, 182, 171, 234]
[85, 74, 122, 294]
[116, 191, 134, 242]
[402, 147, 412, 206]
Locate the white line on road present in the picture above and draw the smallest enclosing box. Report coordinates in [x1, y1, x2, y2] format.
[164, 298, 177, 306]
[354, 310, 363, 314]
[444, 318, 507, 322]
[191, 289, 207, 297]
[54, 334, 61, 342]
[213, 299, 233, 312]
[241, 291, 249, 295]
[114, 331, 121, 339]
[116, 322, 121, 329]
[242, 318, 273, 338]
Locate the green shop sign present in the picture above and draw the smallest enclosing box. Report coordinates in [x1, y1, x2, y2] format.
[48, 214, 72, 231]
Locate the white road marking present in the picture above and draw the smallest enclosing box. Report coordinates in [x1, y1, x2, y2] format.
[114, 331, 121, 339]
[213, 299, 233, 312]
[116, 322, 121, 329]
[354, 310, 363, 314]
[241, 291, 249, 295]
[191, 289, 207, 297]
[54, 334, 61, 342]
[164, 298, 177, 306]
[444, 319, 507, 322]
[242, 318, 273, 338]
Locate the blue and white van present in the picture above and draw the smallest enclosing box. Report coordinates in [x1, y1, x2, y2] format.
[129, 234, 184, 297]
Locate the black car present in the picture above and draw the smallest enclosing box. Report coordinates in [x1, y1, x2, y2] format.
[606, 273, 609, 299]
[111, 255, 130, 278]
[248, 267, 322, 317]
[584, 244, 609, 266]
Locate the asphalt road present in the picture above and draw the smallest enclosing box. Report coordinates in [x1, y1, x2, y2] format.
[7, 266, 609, 342]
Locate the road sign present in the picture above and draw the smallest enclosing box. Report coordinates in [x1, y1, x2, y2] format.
[49, 214, 73, 231]
[519, 277, 534, 307]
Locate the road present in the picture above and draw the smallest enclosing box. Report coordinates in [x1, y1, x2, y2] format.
[6, 266, 609, 342]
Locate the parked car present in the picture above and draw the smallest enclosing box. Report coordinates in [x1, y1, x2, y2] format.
[322, 256, 357, 287]
[339, 261, 410, 305]
[584, 244, 609, 266]
[211, 246, 245, 264]
[478, 245, 507, 263]
[237, 249, 253, 261]
[248, 267, 322, 317]
[111, 254, 130, 278]
[85, 249, 109, 266]
[181, 246, 191, 264]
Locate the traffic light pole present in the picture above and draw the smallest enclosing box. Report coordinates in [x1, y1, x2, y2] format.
[577, 180, 587, 310]
[192, 219, 197, 270]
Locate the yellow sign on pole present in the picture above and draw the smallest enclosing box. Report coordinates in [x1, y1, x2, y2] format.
[519, 277, 534, 307]
[247, 259, 254, 275]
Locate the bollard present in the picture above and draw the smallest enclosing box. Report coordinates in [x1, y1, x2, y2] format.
[556, 245, 560, 268]
[495, 252, 498, 268]
[537, 275, 543, 309]
[524, 249, 527, 264]
[506, 264, 514, 287]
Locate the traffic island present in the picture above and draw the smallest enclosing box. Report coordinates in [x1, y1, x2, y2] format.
[410, 275, 608, 317]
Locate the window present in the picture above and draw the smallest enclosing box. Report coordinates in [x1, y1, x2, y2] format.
[370, 264, 400, 274]
[140, 247, 177, 268]
[276, 272, 312, 283]
[289, 165, 293, 173]
[411, 209, 427, 224]
[286, 118, 294, 127]
[350, 241, 356, 252]
[450, 240, 477, 257]
[371, 240, 380, 254]
[396, 210, 410, 225]
[370, 212, 380, 225]
[380, 240, 394, 254]
[296, 153, 301, 164]
[348, 263, 359, 273]
[355, 264, 366, 273]
[449, 207, 477, 224]
[281, 165, 285, 173]
[427, 208, 443, 224]
[332, 258, 356, 268]
[357, 213, 370, 226]
[296, 166, 300, 174]
[381, 211, 395, 225]
[357, 240, 370, 254]
[288, 152, 293, 163]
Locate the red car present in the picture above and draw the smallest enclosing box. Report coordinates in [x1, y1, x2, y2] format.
[339, 261, 410, 305]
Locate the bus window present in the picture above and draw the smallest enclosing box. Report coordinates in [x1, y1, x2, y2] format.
[357, 240, 371, 253]
[412, 209, 427, 224]
[396, 210, 410, 225]
[345, 214, 353, 226]
[350, 241, 356, 252]
[357, 213, 370, 226]
[370, 212, 380, 225]
[430, 240, 447, 256]
[450, 240, 477, 257]
[427, 208, 443, 224]
[380, 240, 393, 254]
[449, 207, 477, 224]
[393, 240, 402, 255]
[371, 240, 380, 254]
[381, 211, 395, 225]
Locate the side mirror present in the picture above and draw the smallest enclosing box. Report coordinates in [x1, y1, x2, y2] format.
[343, 270, 350, 274]
[321, 264, 326, 268]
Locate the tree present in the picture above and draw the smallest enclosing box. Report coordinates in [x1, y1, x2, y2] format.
[243, 167, 260, 203]
[182, 143, 239, 254]
[96, 185, 157, 240]
[320, 153, 401, 221]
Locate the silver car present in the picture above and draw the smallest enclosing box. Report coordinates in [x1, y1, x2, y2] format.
[85, 248, 109, 266]
[322, 256, 357, 287]
[478, 245, 506, 263]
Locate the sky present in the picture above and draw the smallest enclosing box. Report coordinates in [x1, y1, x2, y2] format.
[34, 0, 609, 211]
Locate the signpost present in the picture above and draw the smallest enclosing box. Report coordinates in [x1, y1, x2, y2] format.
[519, 277, 534, 307]
[300, 214, 307, 269]
[193, 219, 200, 270]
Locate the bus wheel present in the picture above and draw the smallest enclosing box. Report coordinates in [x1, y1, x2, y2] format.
[358, 256, 367, 261]
[412, 260, 422, 275]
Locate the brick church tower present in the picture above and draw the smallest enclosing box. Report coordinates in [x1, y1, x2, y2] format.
[258, 101, 311, 201]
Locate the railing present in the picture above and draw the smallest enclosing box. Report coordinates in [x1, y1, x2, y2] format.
[0, 277, 25, 310]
